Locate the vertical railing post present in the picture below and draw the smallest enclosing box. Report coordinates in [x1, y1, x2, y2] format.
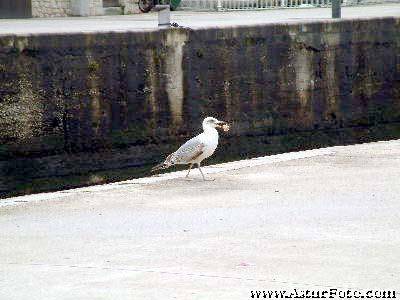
[155, 5, 170, 28]
[217, 0, 222, 10]
[332, 0, 341, 18]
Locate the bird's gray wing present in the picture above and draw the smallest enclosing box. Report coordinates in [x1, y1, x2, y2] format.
[172, 136, 205, 164]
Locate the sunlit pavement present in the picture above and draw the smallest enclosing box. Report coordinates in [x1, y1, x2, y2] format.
[1, 139, 399, 299]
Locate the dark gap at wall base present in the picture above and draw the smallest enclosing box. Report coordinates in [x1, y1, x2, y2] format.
[2, 122, 400, 198]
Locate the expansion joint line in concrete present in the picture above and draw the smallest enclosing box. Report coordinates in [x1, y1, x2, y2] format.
[4, 262, 354, 290]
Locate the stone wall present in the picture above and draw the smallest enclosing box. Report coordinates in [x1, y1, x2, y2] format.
[0, 17, 399, 197]
[32, 0, 103, 17]
[32, 0, 72, 17]
[120, 0, 139, 14]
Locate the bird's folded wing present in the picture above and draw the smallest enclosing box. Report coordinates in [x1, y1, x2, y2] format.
[173, 138, 205, 163]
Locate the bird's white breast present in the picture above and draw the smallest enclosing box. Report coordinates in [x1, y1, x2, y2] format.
[198, 129, 219, 161]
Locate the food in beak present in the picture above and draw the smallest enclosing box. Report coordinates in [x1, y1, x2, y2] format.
[221, 123, 230, 132]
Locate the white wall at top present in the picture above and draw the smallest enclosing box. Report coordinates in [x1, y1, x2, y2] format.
[71, 0, 104, 16]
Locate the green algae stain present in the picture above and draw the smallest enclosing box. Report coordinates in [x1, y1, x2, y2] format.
[88, 60, 100, 73]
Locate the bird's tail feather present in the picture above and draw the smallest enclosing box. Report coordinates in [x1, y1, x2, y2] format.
[151, 154, 173, 173]
[151, 162, 168, 173]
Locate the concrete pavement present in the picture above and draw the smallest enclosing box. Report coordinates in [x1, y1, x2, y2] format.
[1, 139, 399, 299]
[0, 4, 400, 35]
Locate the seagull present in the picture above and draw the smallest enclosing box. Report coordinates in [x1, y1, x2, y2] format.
[151, 117, 229, 181]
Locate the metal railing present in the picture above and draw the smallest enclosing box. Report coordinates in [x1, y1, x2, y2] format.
[178, 0, 387, 11]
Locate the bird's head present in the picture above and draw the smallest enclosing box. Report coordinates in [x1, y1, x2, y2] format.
[202, 117, 229, 131]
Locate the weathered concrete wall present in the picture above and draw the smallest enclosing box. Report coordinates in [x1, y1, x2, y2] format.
[0, 17, 399, 197]
[71, 0, 103, 16]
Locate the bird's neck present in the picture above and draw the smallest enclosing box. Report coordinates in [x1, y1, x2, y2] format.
[203, 126, 218, 135]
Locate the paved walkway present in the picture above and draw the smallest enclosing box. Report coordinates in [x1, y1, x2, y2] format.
[1, 139, 399, 299]
[0, 4, 399, 35]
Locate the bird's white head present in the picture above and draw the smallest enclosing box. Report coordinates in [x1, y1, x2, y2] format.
[202, 117, 228, 131]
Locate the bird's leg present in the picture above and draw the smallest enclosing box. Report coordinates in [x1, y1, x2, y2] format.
[185, 164, 193, 178]
[197, 163, 205, 180]
[197, 163, 215, 181]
